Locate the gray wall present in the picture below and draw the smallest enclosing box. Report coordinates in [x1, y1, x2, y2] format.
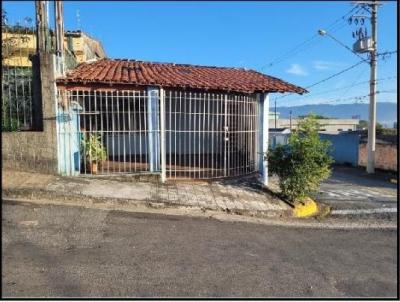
[2, 53, 58, 174]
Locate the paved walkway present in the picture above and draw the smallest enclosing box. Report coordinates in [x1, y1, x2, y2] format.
[2, 170, 289, 217]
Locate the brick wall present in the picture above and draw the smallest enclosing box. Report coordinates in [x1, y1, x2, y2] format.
[359, 143, 398, 172]
[2, 53, 58, 174]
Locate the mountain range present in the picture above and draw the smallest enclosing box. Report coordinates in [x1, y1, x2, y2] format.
[275, 102, 397, 127]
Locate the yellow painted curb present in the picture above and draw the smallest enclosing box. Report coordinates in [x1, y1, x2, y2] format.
[293, 197, 319, 218]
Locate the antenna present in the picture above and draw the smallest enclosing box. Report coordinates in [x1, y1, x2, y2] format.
[76, 10, 81, 30]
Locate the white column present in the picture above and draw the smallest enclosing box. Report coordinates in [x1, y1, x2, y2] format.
[160, 88, 166, 183]
[258, 93, 269, 186]
[147, 86, 160, 172]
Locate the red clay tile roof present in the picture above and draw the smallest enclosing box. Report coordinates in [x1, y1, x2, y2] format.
[57, 59, 307, 94]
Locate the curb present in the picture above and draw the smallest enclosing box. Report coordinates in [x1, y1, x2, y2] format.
[3, 196, 396, 230]
[293, 198, 319, 218]
[266, 183, 325, 219]
[2, 187, 290, 220]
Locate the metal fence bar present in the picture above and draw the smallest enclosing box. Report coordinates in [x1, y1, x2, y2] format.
[101, 88, 262, 179]
[57, 88, 158, 175]
[2, 21, 36, 131]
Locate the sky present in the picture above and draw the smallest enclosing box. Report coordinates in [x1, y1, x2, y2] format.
[3, 1, 398, 108]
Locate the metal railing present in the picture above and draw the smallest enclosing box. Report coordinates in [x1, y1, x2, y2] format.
[1, 21, 36, 131]
[57, 89, 155, 175]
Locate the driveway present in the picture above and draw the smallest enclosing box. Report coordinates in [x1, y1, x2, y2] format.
[2, 201, 397, 298]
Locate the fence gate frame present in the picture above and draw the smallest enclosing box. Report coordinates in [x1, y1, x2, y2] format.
[56, 86, 269, 184]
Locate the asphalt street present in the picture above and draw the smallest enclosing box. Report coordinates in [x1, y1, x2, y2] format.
[2, 201, 397, 298]
[313, 166, 397, 214]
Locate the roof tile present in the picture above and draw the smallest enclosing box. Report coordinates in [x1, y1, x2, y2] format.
[57, 59, 307, 94]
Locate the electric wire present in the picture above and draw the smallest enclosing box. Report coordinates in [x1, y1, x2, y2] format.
[260, 5, 360, 70]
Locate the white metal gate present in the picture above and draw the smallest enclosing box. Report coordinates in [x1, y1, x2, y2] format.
[165, 90, 259, 179]
[57, 88, 259, 179]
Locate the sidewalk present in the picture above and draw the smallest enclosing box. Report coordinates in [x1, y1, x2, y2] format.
[2, 170, 291, 218]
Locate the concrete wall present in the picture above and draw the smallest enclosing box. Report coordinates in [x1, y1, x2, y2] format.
[320, 132, 360, 166]
[359, 143, 397, 172]
[2, 53, 58, 174]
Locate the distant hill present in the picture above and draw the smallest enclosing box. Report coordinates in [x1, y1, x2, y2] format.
[275, 102, 397, 127]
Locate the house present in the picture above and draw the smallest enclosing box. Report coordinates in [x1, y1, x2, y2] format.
[269, 128, 291, 149]
[2, 26, 106, 68]
[55, 58, 306, 183]
[64, 30, 106, 64]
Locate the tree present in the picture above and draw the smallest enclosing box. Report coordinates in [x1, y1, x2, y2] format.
[358, 120, 391, 135]
[267, 114, 333, 203]
[358, 120, 368, 129]
[298, 114, 329, 119]
[375, 122, 384, 135]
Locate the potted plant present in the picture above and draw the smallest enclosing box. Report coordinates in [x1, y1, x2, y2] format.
[81, 133, 107, 174]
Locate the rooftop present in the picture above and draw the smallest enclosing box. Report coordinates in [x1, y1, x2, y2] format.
[57, 58, 307, 94]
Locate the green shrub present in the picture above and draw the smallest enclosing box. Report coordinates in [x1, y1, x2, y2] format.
[81, 133, 107, 164]
[267, 114, 333, 203]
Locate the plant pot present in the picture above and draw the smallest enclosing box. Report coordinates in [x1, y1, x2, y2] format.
[90, 162, 98, 174]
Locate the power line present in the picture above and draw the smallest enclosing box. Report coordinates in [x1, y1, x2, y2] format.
[276, 90, 396, 106]
[274, 52, 397, 103]
[260, 6, 360, 70]
[290, 75, 396, 100]
[322, 90, 397, 104]
[306, 60, 366, 90]
[274, 59, 366, 102]
[336, 65, 369, 99]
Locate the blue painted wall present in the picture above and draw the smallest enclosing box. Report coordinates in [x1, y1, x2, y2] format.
[57, 105, 82, 176]
[319, 132, 360, 166]
[268, 131, 360, 167]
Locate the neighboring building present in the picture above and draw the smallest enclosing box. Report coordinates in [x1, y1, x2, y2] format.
[269, 111, 280, 120]
[2, 28, 37, 67]
[64, 30, 106, 64]
[269, 118, 359, 132]
[55, 58, 306, 180]
[2, 27, 106, 67]
[269, 128, 291, 149]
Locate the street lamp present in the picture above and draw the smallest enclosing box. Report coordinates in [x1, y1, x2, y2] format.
[318, 29, 367, 62]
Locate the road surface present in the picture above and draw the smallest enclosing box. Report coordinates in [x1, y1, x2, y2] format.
[314, 166, 397, 215]
[2, 201, 397, 298]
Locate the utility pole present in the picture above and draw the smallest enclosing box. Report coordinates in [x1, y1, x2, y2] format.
[320, 1, 381, 173]
[36, 1, 49, 52]
[274, 99, 277, 128]
[366, 0, 378, 173]
[54, 0, 65, 75]
[289, 110, 292, 130]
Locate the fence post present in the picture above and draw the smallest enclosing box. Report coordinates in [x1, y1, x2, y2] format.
[258, 93, 269, 186]
[160, 88, 166, 183]
[147, 86, 160, 172]
[30, 54, 43, 131]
